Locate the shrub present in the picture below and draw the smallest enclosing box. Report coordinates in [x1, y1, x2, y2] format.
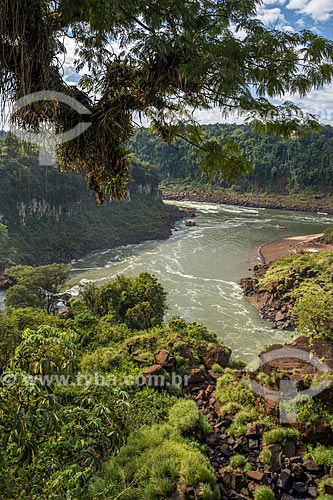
[228, 409, 258, 437]
[323, 227, 333, 244]
[295, 292, 333, 339]
[254, 485, 275, 500]
[168, 399, 212, 436]
[228, 454, 252, 472]
[128, 387, 177, 431]
[305, 444, 333, 470]
[212, 363, 223, 373]
[259, 449, 272, 465]
[215, 372, 255, 408]
[262, 427, 299, 446]
[220, 402, 243, 416]
[87, 422, 220, 499]
[228, 358, 247, 369]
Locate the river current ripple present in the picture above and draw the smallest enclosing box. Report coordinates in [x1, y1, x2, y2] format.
[12, 201, 333, 364]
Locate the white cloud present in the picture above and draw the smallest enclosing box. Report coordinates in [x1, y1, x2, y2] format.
[262, 0, 286, 4]
[281, 25, 296, 32]
[194, 109, 244, 125]
[296, 17, 306, 27]
[256, 6, 286, 24]
[289, 84, 333, 124]
[286, 0, 333, 22]
[309, 25, 323, 34]
[195, 83, 333, 126]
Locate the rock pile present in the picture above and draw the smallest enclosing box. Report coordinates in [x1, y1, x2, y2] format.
[183, 370, 330, 500]
[240, 265, 294, 329]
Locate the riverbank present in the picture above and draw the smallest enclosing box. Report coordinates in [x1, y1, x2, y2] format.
[7, 197, 187, 267]
[161, 183, 333, 214]
[241, 238, 333, 329]
[258, 233, 333, 264]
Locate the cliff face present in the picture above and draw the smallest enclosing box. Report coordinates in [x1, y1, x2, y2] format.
[0, 140, 178, 265]
[0, 141, 161, 225]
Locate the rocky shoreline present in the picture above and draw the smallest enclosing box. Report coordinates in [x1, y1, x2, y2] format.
[162, 187, 333, 214]
[259, 234, 333, 265]
[240, 234, 333, 330]
[123, 314, 333, 500]
[240, 264, 295, 329]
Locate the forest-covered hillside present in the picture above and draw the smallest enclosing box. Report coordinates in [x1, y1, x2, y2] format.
[0, 138, 180, 266]
[130, 124, 333, 194]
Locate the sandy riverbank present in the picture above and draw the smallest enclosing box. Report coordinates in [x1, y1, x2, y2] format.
[258, 232, 333, 264]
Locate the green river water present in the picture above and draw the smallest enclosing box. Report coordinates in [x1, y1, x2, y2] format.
[54, 202, 333, 363]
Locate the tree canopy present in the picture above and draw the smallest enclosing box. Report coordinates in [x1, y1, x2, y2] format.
[0, 223, 16, 268]
[4, 264, 70, 312]
[1, 0, 333, 201]
[130, 124, 333, 193]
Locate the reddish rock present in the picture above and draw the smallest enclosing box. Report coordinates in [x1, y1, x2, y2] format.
[155, 349, 176, 366]
[197, 341, 231, 369]
[246, 470, 264, 482]
[245, 422, 259, 437]
[302, 459, 321, 474]
[208, 369, 223, 379]
[133, 355, 146, 363]
[275, 310, 285, 322]
[181, 346, 196, 363]
[188, 368, 206, 383]
[143, 364, 165, 387]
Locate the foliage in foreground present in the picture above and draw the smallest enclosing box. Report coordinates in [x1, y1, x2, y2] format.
[2, 0, 333, 200]
[0, 270, 229, 498]
[87, 400, 220, 500]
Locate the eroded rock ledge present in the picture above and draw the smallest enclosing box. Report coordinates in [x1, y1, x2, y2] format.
[240, 264, 295, 329]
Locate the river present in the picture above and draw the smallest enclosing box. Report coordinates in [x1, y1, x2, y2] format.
[64, 201, 333, 364]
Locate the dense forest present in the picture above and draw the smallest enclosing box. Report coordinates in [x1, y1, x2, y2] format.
[0, 137, 180, 266]
[2, 262, 333, 499]
[2, 0, 333, 497]
[130, 124, 333, 194]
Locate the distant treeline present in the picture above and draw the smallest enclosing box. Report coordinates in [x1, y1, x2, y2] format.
[129, 124, 333, 194]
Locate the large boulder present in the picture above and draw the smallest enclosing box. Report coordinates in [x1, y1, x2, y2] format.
[155, 349, 176, 367]
[143, 364, 165, 387]
[196, 341, 231, 369]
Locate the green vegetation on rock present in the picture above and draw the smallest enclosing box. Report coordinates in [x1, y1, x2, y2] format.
[256, 251, 333, 338]
[0, 271, 230, 498]
[87, 407, 220, 500]
[253, 485, 275, 500]
[305, 445, 333, 471]
[262, 427, 299, 446]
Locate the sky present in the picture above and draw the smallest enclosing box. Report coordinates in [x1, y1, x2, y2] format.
[62, 1, 333, 126]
